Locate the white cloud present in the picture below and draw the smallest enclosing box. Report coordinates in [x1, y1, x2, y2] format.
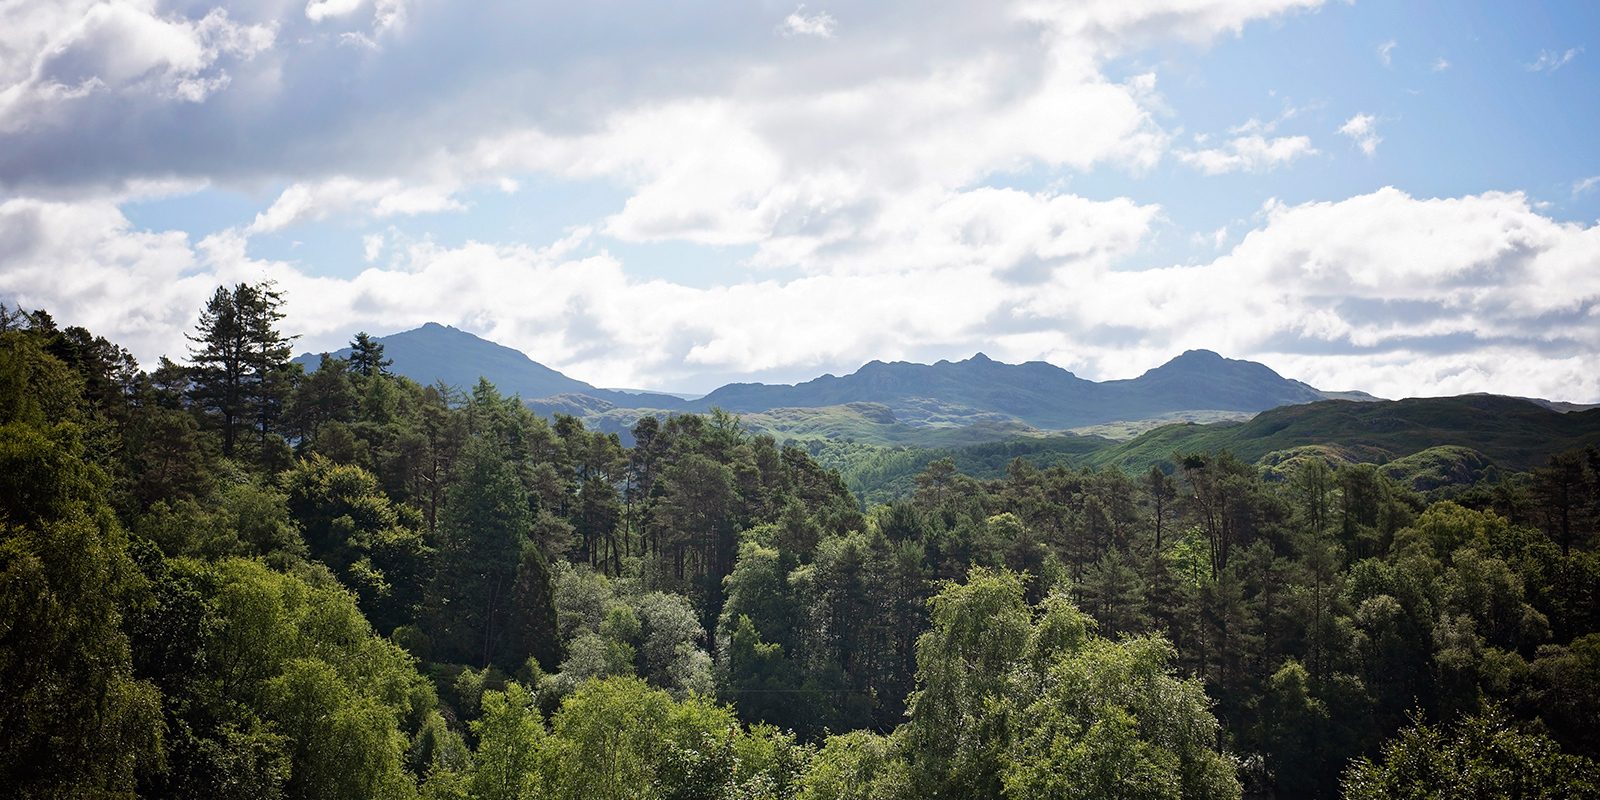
[1338, 112, 1380, 156]
[466, 55, 1168, 266]
[7, 0, 1593, 403]
[1377, 39, 1396, 66]
[246, 177, 465, 234]
[0, 3, 274, 131]
[1016, 186, 1600, 399]
[1432, 56, 1450, 72]
[1527, 47, 1582, 72]
[1, 0, 1326, 197]
[5, 186, 1596, 401]
[1178, 134, 1316, 174]
[780, 5, 836, 38]
[1575, 175, 1600, 196]
[306, 0, 367, 23]
[1014, 0, 1325, 52]
[306, 0, 407, 35]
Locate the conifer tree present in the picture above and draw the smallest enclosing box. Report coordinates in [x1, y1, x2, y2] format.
[186, 282, 296, 459]
[348, 331, 393, 378]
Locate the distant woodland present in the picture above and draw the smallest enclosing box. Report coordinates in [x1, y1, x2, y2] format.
[3, 282, 1599, 799]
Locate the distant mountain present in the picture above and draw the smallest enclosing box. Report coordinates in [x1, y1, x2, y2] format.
[298, 323, 1378, 438]
[292, 323, 689, 408]
[680, 349, 1371, 430]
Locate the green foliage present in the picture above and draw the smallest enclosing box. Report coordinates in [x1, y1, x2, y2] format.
[543, 563, 712, 701]
[9, 297, 1600, 800]
[186, 282, 297, 462]
[285, 454, 431, 632]
[1342, 709, 1600, 799]
[426, 437, 546, 670]
[470, 682, 544, 800]
[874, 568, 1242, 799]
[540, 677, 768, 800]
[795, 731, 908, 800]
[206, 559, 433, 790]
[267, 657, 417, 800]
[0, 332, 162, 799]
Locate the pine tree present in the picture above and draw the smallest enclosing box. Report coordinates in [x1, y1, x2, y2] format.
[187, 285, 248, 456]
[186, 283, 296, 459]
[348, 331, 393, 378]
[427, 437, 535, 669]
[240, 283, 296, 452]
[1146, 464, 1177, 550]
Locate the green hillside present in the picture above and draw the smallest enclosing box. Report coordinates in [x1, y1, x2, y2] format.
[810, 434, 1114, 505]
[835, 395, 1600, 502]
[1084, 395, 1600, 472]
[544, 400, 1053, 449]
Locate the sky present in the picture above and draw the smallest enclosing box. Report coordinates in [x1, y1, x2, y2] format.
[1, 0, 1597, 400]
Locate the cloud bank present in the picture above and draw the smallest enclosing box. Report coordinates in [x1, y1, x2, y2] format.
[1, 0, 1595, 402]
[3, 185, 1595, 401]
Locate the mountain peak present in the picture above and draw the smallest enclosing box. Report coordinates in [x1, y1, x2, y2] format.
[968, 352, 994, 363]
[294, 322, 603, 400]
[1148, 349, 1232, 374]
[414, 321, 470, 336]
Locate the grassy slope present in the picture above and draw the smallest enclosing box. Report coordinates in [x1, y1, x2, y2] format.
[831, 396, 1600, 502]
[546, 401, 1051, 449]
[1083, 395, 1600, 472]
[812, 434, 1115, 506]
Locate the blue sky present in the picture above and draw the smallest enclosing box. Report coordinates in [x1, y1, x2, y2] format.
[1, 0, 1597, 400]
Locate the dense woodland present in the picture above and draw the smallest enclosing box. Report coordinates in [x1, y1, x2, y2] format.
[3, 282, 1600, 799]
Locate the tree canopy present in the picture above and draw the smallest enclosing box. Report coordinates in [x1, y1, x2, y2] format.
[3, 288, 1599, 798]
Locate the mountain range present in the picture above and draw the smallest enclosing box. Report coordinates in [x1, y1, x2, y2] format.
[296, 323, 1599, 497]
[295, 323, 1376, 440]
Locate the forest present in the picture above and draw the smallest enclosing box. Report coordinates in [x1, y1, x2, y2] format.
[3, 282, 1599, 799]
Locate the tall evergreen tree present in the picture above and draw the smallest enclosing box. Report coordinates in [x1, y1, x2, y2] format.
[348, 332, 393, 378]
[187, 285, 247, 456]
[186, 283, 296, 459]
[427, 437, 550, 670]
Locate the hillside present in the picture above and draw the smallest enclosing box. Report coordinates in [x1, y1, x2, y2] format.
[293, 323, 688, 409]
[1085, 394, 1600, 472]
[833, 395, 1600, 501]
[531, 396, 1050, 448]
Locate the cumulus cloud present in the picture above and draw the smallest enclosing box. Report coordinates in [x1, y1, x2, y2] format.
[1338, 112, 1380, 156]
[0, 2, 274, 131]
[4, 0, 1591, 403]
[4, 187, 1596, 401]
[246, 177, 465, 234]
[0, 0, 1317, 197]
[1178, 134, 1315, 174]
[463, 56, 1168, 267]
